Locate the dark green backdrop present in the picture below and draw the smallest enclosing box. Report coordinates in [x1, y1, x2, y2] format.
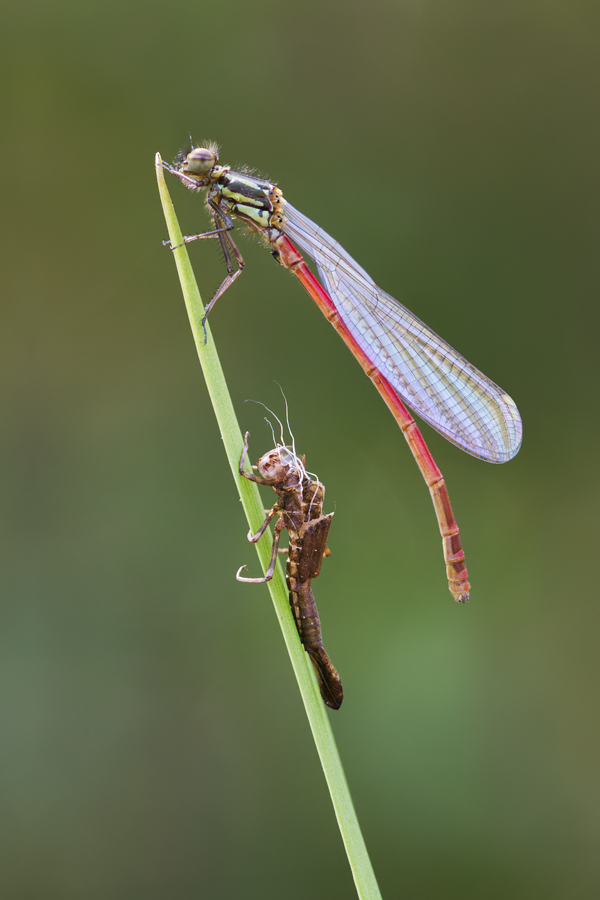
[2, 1, 598, 897]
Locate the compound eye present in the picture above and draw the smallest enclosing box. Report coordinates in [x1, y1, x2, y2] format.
[186, 148, 215, 175]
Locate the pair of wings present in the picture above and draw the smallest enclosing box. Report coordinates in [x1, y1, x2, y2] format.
[282, 201, 522, 463]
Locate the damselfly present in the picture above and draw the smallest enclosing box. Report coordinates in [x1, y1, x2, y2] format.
[237, 431, 342, 710]
[162, 144, 523, 603]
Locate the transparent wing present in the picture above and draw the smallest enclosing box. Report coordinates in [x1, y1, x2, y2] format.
[283, 201, 522, 463]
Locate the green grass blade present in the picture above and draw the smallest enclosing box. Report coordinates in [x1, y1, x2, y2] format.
[155, 154, 382, 900]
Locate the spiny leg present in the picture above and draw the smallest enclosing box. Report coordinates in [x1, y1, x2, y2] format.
[162, 202, 236, 250]
[239, 432, 269, 485]
[237, 519, 285, 583]
[160, 162, 200, 190]
[199, 203, 245, 341]
[161, 179, 246, 340]
[247, 504, 282, 543]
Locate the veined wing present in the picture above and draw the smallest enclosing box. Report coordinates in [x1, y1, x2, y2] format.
[282, 201, 522, 463]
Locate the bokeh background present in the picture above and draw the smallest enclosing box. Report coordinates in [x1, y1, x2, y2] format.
[2, 1, 598, 897]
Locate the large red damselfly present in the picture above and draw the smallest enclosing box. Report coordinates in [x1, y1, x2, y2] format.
[161, 143, 523, 603]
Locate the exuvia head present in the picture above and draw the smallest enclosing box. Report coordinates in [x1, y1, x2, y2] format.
[255, 446, 306, 491]
[247, 392, 321, 495]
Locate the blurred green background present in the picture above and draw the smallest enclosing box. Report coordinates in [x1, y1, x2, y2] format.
[1, 0, 598, 897]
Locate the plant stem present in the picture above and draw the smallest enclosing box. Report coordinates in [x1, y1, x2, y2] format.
[155, 154, 382, 900]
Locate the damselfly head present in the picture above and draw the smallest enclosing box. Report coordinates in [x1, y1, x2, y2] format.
[186, 146, 218, 175]
[172, 142, 221, 185]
